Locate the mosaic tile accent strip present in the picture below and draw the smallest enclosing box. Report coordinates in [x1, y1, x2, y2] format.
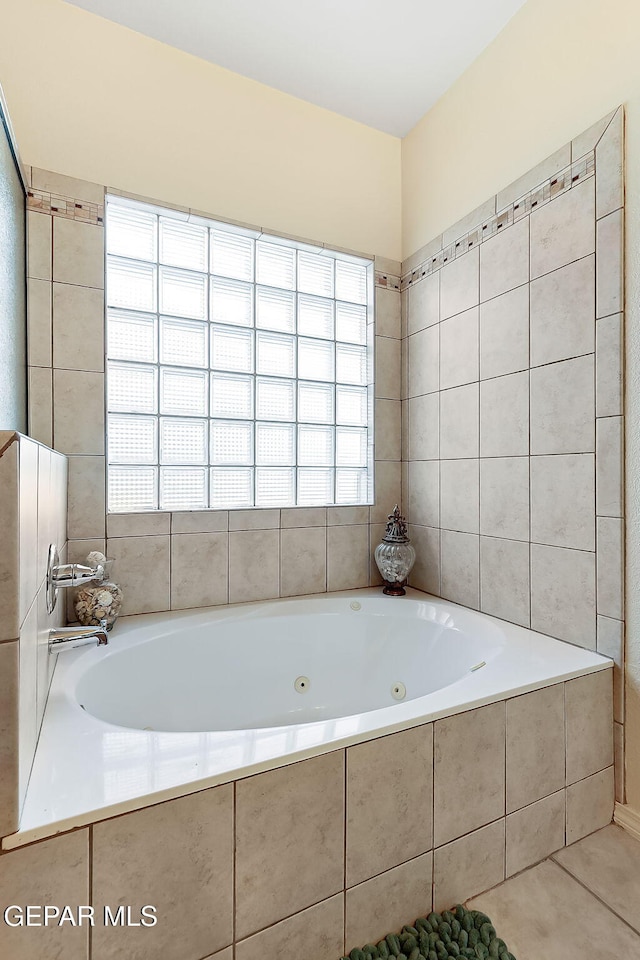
[27, 188, 104, 225]
[402, 151, 595, 291]
[375, 271, 401, 291]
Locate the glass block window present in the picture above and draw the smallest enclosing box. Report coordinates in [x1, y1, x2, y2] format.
[106, 196, 375, 512]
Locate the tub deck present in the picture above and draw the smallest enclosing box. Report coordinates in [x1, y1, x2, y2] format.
[5, 587, 611, 849]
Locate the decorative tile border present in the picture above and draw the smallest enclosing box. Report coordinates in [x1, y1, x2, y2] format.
[402, 151, 595, 291]
[27, 188, 104, 225]
[375, 271, 401, 291]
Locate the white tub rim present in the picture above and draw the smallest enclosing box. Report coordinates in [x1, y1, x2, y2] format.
[6, 587, 612, 851]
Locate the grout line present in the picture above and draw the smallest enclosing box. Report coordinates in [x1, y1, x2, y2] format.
[563, 682, 568, 844]
[476, 253, 481, 611]
[232, 780, 237, 954]
[227, 522, 231, 605]
[345, 846, 435, 896]
[401, 452, 594, 463]
[503, 700, 507, 881]
[431, 721, 436, 908]
[550, 856, 640, 940]
[236, 891, 345, 950]
[343, 747, 347, 954]
[526, 213, 532, 633]
[277, 517, 281, 599]
[405, 348, 597, 399]
[88, 824, 93, 960]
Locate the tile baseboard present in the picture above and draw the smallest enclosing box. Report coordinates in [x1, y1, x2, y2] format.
[614, 801, 640, 843]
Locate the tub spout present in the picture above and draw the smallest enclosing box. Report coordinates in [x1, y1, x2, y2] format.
[49, 621, 109, 654]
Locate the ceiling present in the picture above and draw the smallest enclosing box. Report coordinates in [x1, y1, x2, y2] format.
[65, 0, 526, 137]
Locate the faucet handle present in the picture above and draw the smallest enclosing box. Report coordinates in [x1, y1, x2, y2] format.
[51, 561, 104, 589]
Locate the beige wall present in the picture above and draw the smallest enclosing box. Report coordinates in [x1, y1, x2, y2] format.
[0, 0, 401, 261]
[401, 0, 640, 815]
[402, 0, 640, 255]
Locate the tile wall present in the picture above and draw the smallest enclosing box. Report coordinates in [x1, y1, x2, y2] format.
[0, 431, 67, 836]
[402, 108, 625, 801]
[24, 167, 402, 618]
[0, 667, 613, 960]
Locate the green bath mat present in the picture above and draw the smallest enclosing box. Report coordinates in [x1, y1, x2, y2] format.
[341, 904, 516, 960]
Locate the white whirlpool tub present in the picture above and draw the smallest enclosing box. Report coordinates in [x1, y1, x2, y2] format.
[9, 588, 609, 849]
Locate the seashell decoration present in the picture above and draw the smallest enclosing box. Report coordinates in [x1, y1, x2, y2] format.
[74, 552, 123, 631]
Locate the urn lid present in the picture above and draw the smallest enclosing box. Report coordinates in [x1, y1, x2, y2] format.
[382, 504, 411, 543]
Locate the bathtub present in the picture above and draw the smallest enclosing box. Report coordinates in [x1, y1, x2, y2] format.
[7, 587, 610, 849]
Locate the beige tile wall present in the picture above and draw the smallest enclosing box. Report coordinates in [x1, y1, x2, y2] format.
[0, 668, 613, 959]
[24, 168, 402, 618]
[402, 108, 625, 800]
[0, 432, 67, 837]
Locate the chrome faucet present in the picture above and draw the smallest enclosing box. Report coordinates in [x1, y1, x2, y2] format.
[50, 559, 105, 590]
[49, 620, 109, 654]
[46, 544, 105, 614]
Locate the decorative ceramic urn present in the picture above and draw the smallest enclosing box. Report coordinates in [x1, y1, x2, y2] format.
[374, 504, 416, 596]
[74, 551, 123, 631]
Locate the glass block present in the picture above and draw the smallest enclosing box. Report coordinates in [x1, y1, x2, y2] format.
[298, 338, 334, 382]
[256, 332, 295, 378]
[211, 231, 254, 281]
[160, 266, 207, 320]
[335, 301, 367, 344]
[107, 310, 156, 363]
[160, 466, 208, 510]
[336, 343, 367, 385]
[298, 425, 334, 466]
[335, 468, 368, 504]
[108, 362, 157, 414]
[256, 377, 295, 422]
[256, 286, 295, 333]
[210, 467, 253, 509]
[298, 251, 334, 297]
[255, 468, 294, 506]
[210, 277, 253, 327]
[211, 373, 254, 419]
[108, 258, 157, 312]
[159, 218, 208, 272]
[210, 420, 253, 465]
[108, 415, 157, 464]
[335, 259, 368, 304]
[336, 427, 367, 466]
[297, 295, 334, 340]
[297, 468, 334, 506]
[211, 325, 253, 373]
[160, 317, 208, 368]
[160, 367, 208, 416]
[298, 381, 333, 424]
[256, 422, 295, 465]
[160, 418, 208, 465]
[107, 205, 157, 261]
[336, 385, 368, 426]
[256, 240, 296, 290]
[108, 466, 157, 512]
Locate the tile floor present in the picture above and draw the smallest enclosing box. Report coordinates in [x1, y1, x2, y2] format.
[467, 824, 640, 958]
